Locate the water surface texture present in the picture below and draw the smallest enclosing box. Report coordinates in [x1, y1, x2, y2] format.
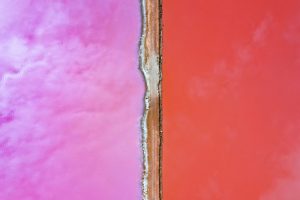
[0, 1, 143, 199]
[163, 0, 300, 199]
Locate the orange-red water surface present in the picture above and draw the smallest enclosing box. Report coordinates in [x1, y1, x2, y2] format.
[163, 0, 300, 199]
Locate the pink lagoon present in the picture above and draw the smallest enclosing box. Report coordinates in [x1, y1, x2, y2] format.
[0, 0, 144, 199]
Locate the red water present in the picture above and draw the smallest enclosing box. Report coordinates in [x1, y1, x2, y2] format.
[163, 0, 300, 199]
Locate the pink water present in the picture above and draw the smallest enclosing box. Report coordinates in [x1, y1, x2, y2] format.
[0, 1, 143, 199]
